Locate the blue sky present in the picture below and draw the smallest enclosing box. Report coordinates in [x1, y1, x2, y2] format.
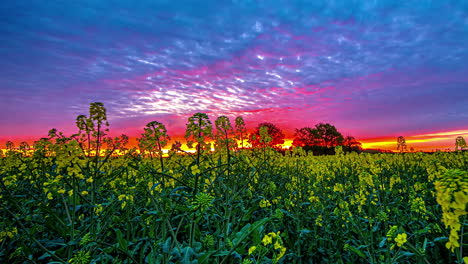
[1, 0, 468, 149]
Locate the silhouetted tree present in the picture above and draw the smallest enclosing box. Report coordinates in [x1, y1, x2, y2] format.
[292, 127, 321, 147]
[5, 141, 15, 151]
[455, 136, 467, 151]
[343, 136, 362, 152]
[397, 136, 407, 152]
[315, 123, 344, 148]
[293, 124, 360, 154]
[249, 122, 285, 149]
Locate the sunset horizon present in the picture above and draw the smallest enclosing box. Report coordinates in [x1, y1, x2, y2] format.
[1, 104, 467, 152]
[2, 1, 468, 152]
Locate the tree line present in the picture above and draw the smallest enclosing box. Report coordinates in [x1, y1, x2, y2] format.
[4, 102, 466, 155]
[3, 103, 364, 158]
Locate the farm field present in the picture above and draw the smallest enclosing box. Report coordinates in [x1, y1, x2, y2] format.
[1, 142, 467, 263]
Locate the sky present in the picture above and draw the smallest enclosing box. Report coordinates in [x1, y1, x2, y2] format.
[1, 0, 468, 151]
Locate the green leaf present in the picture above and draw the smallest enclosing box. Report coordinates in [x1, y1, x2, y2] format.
[231, 218, 268, 246]
[38, 252, 51, 260]
[162, 237, 171, 253]
[422, 238, 427, 252]
[348, 245, 366, 258]
[241, 206, 257, 221]
[379, 237, 387, 248]
[199, 251, 216, 263]
[213, 251, 231, 257]
[400, 251, 415, 257]
[115, 229, 128, 251]
[434, 237, 448, 242]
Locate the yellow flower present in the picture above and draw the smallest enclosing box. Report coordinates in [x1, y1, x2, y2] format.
[68, 190, 74, 196]
[81, 191, 89, 196]
[268, 232, 277, 238]
[454, 191, 467, 207]
[191, 165, 201, 174]
[47, 192, 53, 200]
[262, 234, 273, 246]
[259, 199, 272, 208]
[446, 239, 460, 252]
[94, 204, 103, 214]
[386, 225, 398, 241]
[58, 189, 65, 194]
[274, 246, 287, 263]
[395, 233, 407, 247]
[463, 256, 467, 263]
[274, 241, 281, 250]
[86, 177, 93, 183]
[248, 246, 256, 255]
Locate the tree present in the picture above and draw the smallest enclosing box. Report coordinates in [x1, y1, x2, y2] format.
[397, 136, 407, 152]
[455, 136, 467, 151]
[5, 141, 15, 151]
[292, 127, 321, 147]
[249, 122, 285, 149]
[314, 123, 344, 148]
[343, 136, 362, 152]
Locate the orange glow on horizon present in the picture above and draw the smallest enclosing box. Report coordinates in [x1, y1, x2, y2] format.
[1, 128, 467, 153]
[359, 129, 468, 151]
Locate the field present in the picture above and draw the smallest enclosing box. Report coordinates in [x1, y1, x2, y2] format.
[1, 142, 467, 264]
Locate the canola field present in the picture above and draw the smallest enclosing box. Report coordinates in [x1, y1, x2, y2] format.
[1, 144, 467, 263]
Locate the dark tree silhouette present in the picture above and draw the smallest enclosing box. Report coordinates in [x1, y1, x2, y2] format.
[292, 127, 321, 147]
[343, 136, 362, 151]
[397, 136, 407, 152]
[294, 123, 344, 148]
[455, 136, 467, 151]
[314, 123, 344, 148]
[249, 122, 285, 149]
[5, 141, 15, 151]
